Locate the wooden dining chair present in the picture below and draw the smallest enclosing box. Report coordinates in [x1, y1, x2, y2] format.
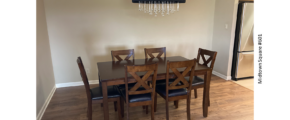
[189, 48, 217, 106]
[143, 47, 165, 111]
[119, 63, 158, 120]
[192, 48, 217, 99]
[77, 57, 122, 120]
[111, 49, 137, 92]
[174, 48, 217, 107]
[111, 49, 148, 115]
[144, 47, 166, 58]
[155, 59, 197, 120]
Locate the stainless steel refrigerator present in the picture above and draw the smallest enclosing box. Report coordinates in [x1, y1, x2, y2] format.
[231, 2, 254, 80]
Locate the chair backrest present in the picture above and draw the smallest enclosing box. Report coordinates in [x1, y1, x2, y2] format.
[111, 49, 134, 61]
[145, 57, 165, 64]
[77, 57, 91, 100]
[124, 63, 158, 99]
[166, 59, 196, 91]
[144, 47, 166, 58]
[196, 48, 217, 69]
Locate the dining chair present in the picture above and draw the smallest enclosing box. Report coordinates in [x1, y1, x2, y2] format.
[174, 48, 217, 108]
[77, 57, 122, 120]
[155, 59, 197, 120]
[111, 49, 149, 115]
[111, 49, 136, 90]
[144, 47, 167, 86]
[119, 63, 158, 120]
[144, 47, 166, 58]
[192, 48, 217, 99]
[191, 48, 217, 108]
[111, 49, 135, 108]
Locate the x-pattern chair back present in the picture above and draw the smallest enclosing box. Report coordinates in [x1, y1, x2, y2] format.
[111, 49, 134, 61]
[166, 59, 196, 90]
[125, 63, 158, 95]
[196, 48, 217, 69]
[144, 47, 166, 58]
[145, 57, 166, 64]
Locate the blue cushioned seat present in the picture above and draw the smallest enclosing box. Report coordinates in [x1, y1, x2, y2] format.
[119, 87, 152, 103]
[155, 83, 188, 97]
[185, 76, 204, 86]
[90, 86, 120, 100]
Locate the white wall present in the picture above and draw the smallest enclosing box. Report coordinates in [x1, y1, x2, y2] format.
[37, 0, 56, 116]
[212, 0, 239, 79]
[43, 0, 216, 84]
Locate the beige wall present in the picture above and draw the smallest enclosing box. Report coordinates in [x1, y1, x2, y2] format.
[43, 0, 216, 84]
[37, 0, 56, 115]
[212, 0, 239, 78]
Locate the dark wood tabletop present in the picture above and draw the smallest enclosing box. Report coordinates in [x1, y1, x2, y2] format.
[97, 56, 211, 82]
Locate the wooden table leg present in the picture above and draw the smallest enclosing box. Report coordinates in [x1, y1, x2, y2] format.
[208, 71, 212, 107]
[102, 81, 109, 120]
[202, 70, 211, 117]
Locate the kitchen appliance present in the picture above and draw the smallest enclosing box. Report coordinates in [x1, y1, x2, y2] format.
[231, 2, 254, 80]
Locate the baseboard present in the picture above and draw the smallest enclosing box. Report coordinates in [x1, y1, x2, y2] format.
[56, 80, 99, 88]
[212, 71, 231, 80]
[37, 85, 56, 120]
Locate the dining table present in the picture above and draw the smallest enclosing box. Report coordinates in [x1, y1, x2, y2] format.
[97, 56, 212, 120]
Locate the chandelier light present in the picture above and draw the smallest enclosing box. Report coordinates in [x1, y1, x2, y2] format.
[133, 0, 185, 17]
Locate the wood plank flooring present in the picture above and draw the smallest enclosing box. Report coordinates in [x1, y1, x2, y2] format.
[233, 79, 254, 91]
[42, 75, 253, 120]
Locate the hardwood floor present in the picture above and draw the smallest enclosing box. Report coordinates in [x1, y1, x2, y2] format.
[42, 75, 253, 120]
[233, 79, 254, 91]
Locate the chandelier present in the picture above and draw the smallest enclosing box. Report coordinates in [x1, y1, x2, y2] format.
[133, 0, 186, 17]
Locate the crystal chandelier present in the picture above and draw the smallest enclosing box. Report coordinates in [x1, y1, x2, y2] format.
[133, 0, 185, 17]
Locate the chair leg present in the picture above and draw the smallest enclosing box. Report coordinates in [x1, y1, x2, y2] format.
[194, 89, 197, 98]
[143, 106, 145, 109]
[114, 101, 117, 112]
[151, 103, 155, 120]
[208, 81, 211, 107]
[186, 96, 191, 120]
[165, 98, 169, 120]
[126, 102, 130, 120]
[117, 98, 122, 120]
[154, 92, 157, 112]
[120, 98, 124, 117]
[174, 100, 179, 109]
[101, 103, 103, 107]
[147, 81, 151, 114]
[87, 101, 92, 120]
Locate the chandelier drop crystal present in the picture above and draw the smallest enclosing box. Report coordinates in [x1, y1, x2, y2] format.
[138, 1, 180, 17]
